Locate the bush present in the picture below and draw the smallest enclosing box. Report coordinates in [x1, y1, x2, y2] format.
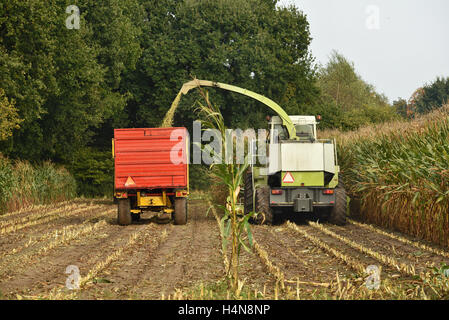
[189, 165, 212, 191]
[68, 147, 114, 197]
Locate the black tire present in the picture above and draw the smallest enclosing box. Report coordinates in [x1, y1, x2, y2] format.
[117, 198, 132, 226]
[244, 170, 274, 225]
[243, 169, 254, 215]
[174, 198, 187, 225]
[131, 212, 141, 222]
[329, 184, 347, 226]
[253, 186, 273, 225]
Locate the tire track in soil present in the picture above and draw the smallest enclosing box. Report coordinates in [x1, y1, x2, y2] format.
[0, 201, 73, 222]
[349, 219, 449, 259]
[324, 222, 449, 274]
[0, 216, 143, 297]
[303, 222, 418, 279]
[127, 200, 224, 299]
[4, 197, 442, 299]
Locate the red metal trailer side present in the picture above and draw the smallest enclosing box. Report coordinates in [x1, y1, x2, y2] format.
[114, 128, 188, 190]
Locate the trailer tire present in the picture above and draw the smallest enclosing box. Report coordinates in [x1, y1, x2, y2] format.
[174, 198, 187, 225]
[117, 198, 132, 226]
[329, 184, 347, 226]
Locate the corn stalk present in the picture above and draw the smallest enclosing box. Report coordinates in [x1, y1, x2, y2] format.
[195, 89, 255, 296]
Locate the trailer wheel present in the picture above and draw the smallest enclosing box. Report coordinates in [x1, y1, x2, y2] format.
[174, 198, 187, 225]
[131, 213, 141, 222]
[117, 198, 132, 226]
[329, 184, 347, 226]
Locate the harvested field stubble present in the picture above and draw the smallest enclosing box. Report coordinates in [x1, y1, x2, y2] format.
[2, 196, 449, 300]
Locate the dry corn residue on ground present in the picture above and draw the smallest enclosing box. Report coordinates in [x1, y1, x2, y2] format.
[1, 197, 449, 300]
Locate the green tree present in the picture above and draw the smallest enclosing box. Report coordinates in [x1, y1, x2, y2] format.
[316, 51, 397, 130]
[126, 0, 318, 132]
[0, 0, 144, 163]
[0, 89, 22, 140]
[43, 0, 144, 163]
[317, 51, 389, 110]
[415, 77, 449, 114]
[0, 0, 321, 195]
[0, 0, 59, 159]
[393, 98, 408, 118]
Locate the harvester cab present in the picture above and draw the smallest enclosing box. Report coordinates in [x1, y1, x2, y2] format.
[247, 113, 346, 225]
[270, 115, 317, 142]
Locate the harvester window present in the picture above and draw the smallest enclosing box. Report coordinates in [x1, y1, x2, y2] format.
[295, 124, 314, 139]
[272, 124, 288, 142]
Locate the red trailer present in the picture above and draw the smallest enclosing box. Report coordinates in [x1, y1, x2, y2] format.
[112, 128, 189, 225]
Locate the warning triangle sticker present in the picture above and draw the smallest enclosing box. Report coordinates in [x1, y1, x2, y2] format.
[125, 176, 136, 187]
[282, 172, 295, 184]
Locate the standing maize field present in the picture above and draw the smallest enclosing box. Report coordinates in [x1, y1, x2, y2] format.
[321, 105, 449, 247]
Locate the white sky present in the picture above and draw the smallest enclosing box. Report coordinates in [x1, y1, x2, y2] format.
[278, 0, 449, 103]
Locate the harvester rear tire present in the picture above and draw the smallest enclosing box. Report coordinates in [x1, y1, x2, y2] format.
[243, 170, 253, 215]
[329, 185, 347, 226]
[118, 199, 132, 226]
[252, 186, 273, 225]
[174, 198, 187, 225]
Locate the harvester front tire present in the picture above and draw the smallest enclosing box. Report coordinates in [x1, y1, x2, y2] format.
[329, 185, 347, 226]
[118, 199, 132, 226]
[174, 198, 187, 225]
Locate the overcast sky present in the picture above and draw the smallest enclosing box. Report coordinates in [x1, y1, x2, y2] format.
[278, 0, 449, 103]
